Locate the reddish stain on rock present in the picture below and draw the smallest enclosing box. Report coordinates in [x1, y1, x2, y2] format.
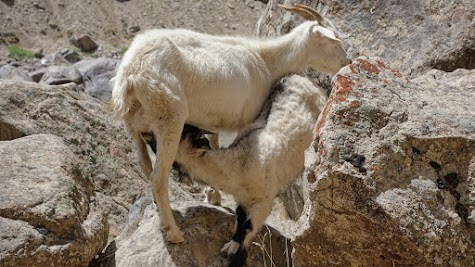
[352, 91, 361, 97]
[349, 100, 361, 108]
[307, 169, 317, 183]
[376, 58, 403, 77]
[349, 64, 358, 74]
[356, 59, 381, 74]
[314, 99, 333, 136]
[335, 75, 355, 102]
[375, 59, 389, 69]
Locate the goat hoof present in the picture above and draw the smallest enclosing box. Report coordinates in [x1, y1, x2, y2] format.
[166, 228, 185, 243]
[220, 240, 240, 256]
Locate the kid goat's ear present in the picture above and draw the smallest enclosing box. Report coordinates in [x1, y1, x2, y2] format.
[312, 25, 340, 41]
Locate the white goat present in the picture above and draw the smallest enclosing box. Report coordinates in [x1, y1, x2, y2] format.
[174, 75, 327, 266]
[111, 4, 350, 243]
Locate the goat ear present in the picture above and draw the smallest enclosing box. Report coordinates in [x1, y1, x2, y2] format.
[312, 26, 340, 41]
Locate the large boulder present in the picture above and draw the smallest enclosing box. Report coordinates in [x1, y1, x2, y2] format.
[0, 80, 148, 240]
[112, 197, 292, 267]
[292, 56, 475, 266]
[0, 134, 107, 267]
[258, 0, 475, 77]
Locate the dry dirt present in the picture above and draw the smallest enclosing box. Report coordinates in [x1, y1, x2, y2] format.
[0, 0, 265, 60]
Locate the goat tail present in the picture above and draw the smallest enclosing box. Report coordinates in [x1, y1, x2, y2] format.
[109, 67, 136, 120]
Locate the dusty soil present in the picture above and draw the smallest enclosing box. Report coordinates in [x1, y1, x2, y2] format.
[0, 0, 265, 60]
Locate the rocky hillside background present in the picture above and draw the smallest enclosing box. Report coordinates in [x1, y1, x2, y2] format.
[1, 0, 475, 266]
[0, 0, 264, 59]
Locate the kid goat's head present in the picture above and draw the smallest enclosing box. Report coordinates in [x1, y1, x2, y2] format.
[179, 125, 212, 156]
[282, 4, 352, 73]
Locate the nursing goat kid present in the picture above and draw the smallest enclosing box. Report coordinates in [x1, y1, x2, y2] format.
[174, 75, 327, 266]
[111, 4, 350, 243]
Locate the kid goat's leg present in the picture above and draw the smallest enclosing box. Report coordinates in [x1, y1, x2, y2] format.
[222, 200, 274, 267]
[204, 134, 222, 206]
[221, 205, 250, 256]
[232, 200, 274, 266]
[243, 199, 274, 247]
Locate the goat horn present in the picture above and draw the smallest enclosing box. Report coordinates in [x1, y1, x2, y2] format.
[294, 4, 325, 24]
[279, 4, 324, 24]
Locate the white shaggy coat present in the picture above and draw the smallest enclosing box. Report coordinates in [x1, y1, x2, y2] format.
[111, 16, 349, 243]
[175, 75, 328, 254]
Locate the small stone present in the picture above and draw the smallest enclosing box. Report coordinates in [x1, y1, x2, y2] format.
[34, 49, 44, 58]
[63, 50, 82, 64]
[60, 48, 70, 55]
[129, 25, 141, 33]
[70, 35, 98, 52]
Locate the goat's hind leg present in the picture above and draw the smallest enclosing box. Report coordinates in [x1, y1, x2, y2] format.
[221, 205, 249, 257]
[225, 200, 274, 267]
[125, 121, 153, 179]
[142, 131, 191, 243]
[149, 116, 187, 243]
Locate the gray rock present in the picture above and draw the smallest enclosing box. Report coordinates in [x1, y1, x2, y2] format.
[292, 56, 475, 266]
[74, 58, 120, 101]
[61, 49, 82, 64]
[40, 52, 71, 66]
[29, 67, 47, 82]
[39, 65, 83, 85]
[0, 134, 107, 267]
[0, 80, 148, 241]
[113, 197, 292, 267]
[0, 64, 33, 82]
[71, 35, 99, 52]
[280, 169, 309, 221]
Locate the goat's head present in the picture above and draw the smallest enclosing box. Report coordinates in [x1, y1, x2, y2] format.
[281, 4, 352, 74]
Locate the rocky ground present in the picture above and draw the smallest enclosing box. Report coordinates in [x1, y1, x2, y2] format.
[0, 0, 265, 59]
[1, 0, 475, 266]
